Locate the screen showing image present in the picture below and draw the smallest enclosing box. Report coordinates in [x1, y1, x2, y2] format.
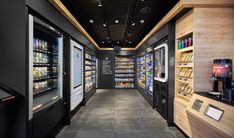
[73, 46, 82, 88]
[155, 47, 165, 79]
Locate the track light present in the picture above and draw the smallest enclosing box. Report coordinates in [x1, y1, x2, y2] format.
[103, 21, 108, 28]
[131, 19, 136, 26]
[97, 0, 103, 7]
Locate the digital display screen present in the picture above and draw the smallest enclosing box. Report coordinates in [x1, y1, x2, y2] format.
[204, 105, 224, 121]
[73, 47, 82, 88]
[213, 59, 232, 78]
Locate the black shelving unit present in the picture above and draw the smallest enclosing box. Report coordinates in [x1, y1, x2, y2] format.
[114, 56, 135, 89]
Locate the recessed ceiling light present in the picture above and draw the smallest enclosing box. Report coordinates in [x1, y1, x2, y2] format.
[107, 36, 110, 40]
[117, 41, 120, 44]
[140, 20, 145, 24]
[129, 41, 132, 44]
[141, 0, 144, 1]
[131, 21, 136, 26]
[115, 20, 119, 24]
[101, 41, 105, 44]
[89, 19, 94, 24]
[97, 0, 103, 7]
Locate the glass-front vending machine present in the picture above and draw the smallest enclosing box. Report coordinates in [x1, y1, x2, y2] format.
[28, 14, 64, 138]
[70, 40, 83, 111]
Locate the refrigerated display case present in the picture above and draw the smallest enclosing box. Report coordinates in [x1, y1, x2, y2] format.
[114, 56, 135, 88]
[145, 53, 153, 96]
[29, 15, 63, 116]
[28, 14, 65, 138]
[85, 53, 96, 92]
[137, 56, 146, 89]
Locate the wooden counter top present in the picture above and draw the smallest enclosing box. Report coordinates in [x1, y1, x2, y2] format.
[187, 93, 234, 137]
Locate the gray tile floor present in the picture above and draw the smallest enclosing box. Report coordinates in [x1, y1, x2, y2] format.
[56, 89, 186, 138]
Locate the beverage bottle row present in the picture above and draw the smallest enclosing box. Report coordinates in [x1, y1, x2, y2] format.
[34, 38, 48, 51]
[178, 37, 193, 49]
[33, 38, 58, 53]
[33, 67, 48, 78]
[33, 52, 49, 64]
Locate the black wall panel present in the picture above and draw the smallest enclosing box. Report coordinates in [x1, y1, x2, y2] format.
[0, 0, 26, 138]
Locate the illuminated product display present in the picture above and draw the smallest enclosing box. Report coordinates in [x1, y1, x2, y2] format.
[145, 53, 153, 94]
[115, 56, 135, 88]
[137, 56, 146, 89]
[29, 15, 64, 114]
[85, 53, 96, 92]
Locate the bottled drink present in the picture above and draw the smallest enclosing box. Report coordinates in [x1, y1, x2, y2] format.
[45, 41, 48, 51]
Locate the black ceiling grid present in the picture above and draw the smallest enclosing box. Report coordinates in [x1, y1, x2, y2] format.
[61, 0, 179, 48]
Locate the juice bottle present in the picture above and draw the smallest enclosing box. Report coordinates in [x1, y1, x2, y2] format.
[45, 41, 48, 51]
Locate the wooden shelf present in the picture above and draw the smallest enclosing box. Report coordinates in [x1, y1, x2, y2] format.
[177, 77, 193, 84]
[176, 31, 193, 40]
[178, 46, 193, 53]
[177, 62, 193, 68]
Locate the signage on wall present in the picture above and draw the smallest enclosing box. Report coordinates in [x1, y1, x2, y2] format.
[102, 57, 112, 75]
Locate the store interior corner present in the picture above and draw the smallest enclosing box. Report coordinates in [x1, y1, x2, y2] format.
[0, 0, 234, 138]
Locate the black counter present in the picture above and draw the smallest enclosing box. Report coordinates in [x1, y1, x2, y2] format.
[195, 92, 234, 106]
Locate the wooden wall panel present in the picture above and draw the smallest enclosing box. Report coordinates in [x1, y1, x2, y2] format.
[193, 8, 234, 92]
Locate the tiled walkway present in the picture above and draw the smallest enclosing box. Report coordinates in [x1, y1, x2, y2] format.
[57, 89, 185, 138]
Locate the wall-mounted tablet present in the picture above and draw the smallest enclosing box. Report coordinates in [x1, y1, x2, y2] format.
[204, 105, 224, 121]
[192, 99, 203, 111]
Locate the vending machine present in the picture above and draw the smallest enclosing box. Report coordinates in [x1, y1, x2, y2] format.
[28, 14, 64, 138]
[70, 39, 83, 111]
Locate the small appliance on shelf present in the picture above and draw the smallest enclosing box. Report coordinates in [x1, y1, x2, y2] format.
[209, 59, 233, 102]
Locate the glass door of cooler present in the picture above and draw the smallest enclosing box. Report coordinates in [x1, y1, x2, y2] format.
[145, 53, 153, 95]
[29, 15, 63, 120]
[137, 56, 146, 89]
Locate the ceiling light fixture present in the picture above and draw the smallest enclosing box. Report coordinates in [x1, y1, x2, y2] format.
[108, 40, 111, 43]
[97, 0, 103, 7]
[140, 20, 145, 24]
[129, 41, 132, 44]
[131, 19, 136, 26]
[115, 20, 119, 24]
[101, 41, 105, 44]
[103, 21, 107, 27]
[107, 36, 110, 40]
[117, 41, 120, 44]
[89, 19, 94, 24]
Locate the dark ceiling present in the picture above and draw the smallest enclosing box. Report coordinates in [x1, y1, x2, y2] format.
[61, 0, 179, 48]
